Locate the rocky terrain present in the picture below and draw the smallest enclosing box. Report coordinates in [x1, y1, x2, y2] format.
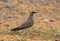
[0, 0, 60, 41]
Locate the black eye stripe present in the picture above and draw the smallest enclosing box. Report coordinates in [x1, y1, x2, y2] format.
[31, 12, 36, 14]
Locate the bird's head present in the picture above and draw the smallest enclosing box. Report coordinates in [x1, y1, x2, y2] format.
[30, 11, 37, 16]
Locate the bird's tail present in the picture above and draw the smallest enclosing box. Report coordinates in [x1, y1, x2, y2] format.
[11, 27, 21, 31]
[11, 27, 29, 31]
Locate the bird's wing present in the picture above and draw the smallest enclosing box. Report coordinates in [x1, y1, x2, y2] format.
[11, 20, 34, 31]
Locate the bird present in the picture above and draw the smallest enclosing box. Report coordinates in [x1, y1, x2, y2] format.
[11, 12, 36, 31]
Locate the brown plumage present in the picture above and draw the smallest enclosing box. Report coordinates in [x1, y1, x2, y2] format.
[11, 12, 36, 31]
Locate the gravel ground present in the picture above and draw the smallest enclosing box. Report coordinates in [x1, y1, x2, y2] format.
[0, 0, 60, 41]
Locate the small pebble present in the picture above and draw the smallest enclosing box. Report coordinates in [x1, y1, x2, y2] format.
[0, 23, 2, 24]
[0, 0, 8, 2]
[43, 19, 49, 22]
[7, 16, 12, 18]
[5, 4, 14, 8]
[4, 24, 9, 27]
[55, 40, 58, 41]
[50, 26, 53, 28]
[1, 39, 4, 41]
[50, 19, 55, 22]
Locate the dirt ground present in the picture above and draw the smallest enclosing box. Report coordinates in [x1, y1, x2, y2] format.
[0, 0, 60, 41]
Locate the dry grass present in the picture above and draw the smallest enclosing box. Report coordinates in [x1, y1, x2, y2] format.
[0, 0, 60, 41]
